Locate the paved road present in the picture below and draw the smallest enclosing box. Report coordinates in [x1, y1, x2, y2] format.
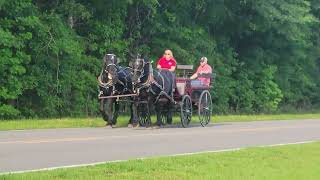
[0, 119, 319, 173]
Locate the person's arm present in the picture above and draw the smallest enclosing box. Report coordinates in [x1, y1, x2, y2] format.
[156, 58, 162, 70]
[197, 73, 212, 78]
[169, 59, 177, 72]
[169, 66, 176, 72]
[198, 66, 212, 78]
[190, 73, 197, 79]
[190, 66, 200, 79]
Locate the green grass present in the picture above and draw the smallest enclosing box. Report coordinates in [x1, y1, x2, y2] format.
[2, 142, 320, 180]
[0, 118, 106, 131]
[1, 113, 320, 131]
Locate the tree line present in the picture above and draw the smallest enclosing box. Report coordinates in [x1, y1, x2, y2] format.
[1, 0, 319, 119]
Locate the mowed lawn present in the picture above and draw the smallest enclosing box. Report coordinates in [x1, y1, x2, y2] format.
[2, 142, 319, 180]
[1, 113, 320, 131]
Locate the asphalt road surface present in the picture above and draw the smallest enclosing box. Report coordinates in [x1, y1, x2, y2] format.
[1, 119, 319, 173]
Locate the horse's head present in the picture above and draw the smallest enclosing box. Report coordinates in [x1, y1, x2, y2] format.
[131, 55, 148, 84]
[98, 54, 119, 87]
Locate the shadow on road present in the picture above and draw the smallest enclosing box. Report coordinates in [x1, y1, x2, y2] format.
[127, 123, 230, 130]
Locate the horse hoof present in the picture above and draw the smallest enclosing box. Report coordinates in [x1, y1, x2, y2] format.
[128, 124, 133, 128]
[153, 125, 161, 129]
[105, 125, 113, 129]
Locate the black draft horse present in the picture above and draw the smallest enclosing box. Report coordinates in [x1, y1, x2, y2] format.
[131, 56, 175, 127]
[98, 54, 139, 127]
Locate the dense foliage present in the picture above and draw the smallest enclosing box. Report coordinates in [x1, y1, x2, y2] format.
[1, 0, 319, 118]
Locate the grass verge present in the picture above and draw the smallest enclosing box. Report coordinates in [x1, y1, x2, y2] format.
[1, 141, 319, 180]
[0, 113, 320, 131]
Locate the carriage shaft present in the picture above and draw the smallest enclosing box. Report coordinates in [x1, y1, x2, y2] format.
[98, 94, 138, 99]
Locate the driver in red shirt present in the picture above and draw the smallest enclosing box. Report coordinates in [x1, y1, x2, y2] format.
[157, 49, 176, 72]
[156, 49, 177, 95]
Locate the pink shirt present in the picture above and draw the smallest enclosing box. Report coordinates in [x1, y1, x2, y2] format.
[195, 64, 212, 86]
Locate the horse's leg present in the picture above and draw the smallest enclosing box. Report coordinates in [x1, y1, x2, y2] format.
[130, 99, 139, 128]
[102, 98, 113, 127]
[154, 101, 162, 128]
[146, 97, 152, 127]
[144, 95, 155, 127]
[108, 99, 115, 127]
[128, 100, 133, 125]
[112, 100, 119, 127]
[99, 99, 108, 124]
[167, 102, 173, 125]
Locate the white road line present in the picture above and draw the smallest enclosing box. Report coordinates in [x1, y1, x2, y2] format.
[0, 140, 317, 175]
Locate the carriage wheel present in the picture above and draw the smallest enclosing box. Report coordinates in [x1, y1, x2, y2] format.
[180, 95, 192, 128]
[138, 103, 149, 127]
[138, 113, 148, 127]
[198, 90, 212, 127]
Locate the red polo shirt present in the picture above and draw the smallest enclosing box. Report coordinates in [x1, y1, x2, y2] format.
[195, 64, 212, 86]
[157, 57, 176, 70]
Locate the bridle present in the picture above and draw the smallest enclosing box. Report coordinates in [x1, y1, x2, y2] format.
[132, 58, 149, 84]
[98, 54, 119, 88]
[132, 58, 165, 96]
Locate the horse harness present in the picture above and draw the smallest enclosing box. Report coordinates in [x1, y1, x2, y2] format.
[98, 54, 132, 96]
[134, 62, 174, 103]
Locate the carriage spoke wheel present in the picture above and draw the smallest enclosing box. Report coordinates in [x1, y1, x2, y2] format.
[138, 103, 149, 127]
[138, 113, 148, 127]
[160, 114, 167, 126]
[198, 90, 212, 127]
[180, 95, 192, 128]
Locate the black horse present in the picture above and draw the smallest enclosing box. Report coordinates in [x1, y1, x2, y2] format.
[98, 53, 138, 127]
[131, 56, 175, 128]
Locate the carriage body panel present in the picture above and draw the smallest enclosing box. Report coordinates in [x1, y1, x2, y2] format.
[173, 65, 214, 127]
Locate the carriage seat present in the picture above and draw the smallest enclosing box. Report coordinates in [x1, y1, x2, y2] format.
[175, 65, 193, 95]
[176, 64, 193, 78]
